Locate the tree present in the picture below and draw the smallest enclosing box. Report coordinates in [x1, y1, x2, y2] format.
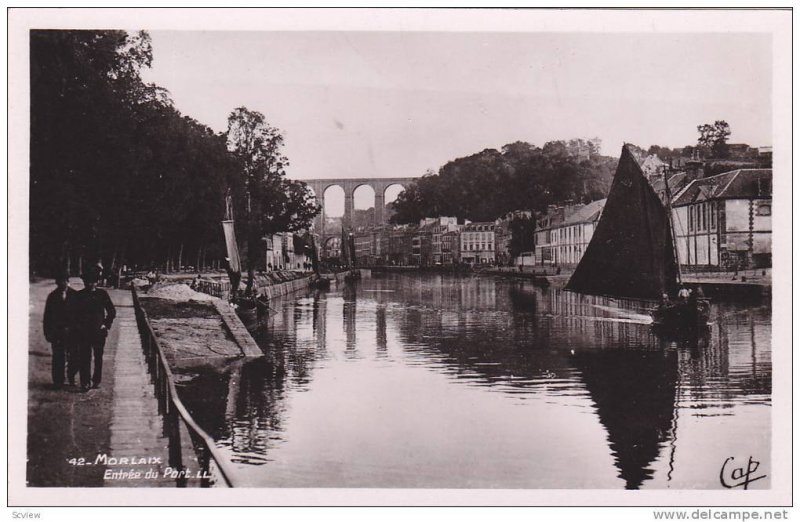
[225, 107, 320, 293]
[697, 120, 731, 158]
[31, 30, 244, 275]
[31, 30, 157, 274]
[509, 216, 536, 257]
[390, 140, 615, 225]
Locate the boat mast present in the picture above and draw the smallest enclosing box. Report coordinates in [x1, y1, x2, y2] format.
[225, 189, 234, 221]
[662, 164, 683, 286]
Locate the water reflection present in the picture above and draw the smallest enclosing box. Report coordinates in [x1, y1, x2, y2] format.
[175, 273, 771, 489]
[572, 349, 678, 489]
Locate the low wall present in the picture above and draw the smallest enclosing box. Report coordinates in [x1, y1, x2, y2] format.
[256, 275, 314, 299]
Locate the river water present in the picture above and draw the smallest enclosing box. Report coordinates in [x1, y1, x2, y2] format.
[180, 271, 771, 489]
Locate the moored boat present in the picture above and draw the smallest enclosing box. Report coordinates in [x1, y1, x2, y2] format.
[566, 144, 709, 333]
[650, 298, 710, 330]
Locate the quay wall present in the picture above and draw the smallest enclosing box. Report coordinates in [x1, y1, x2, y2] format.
[210, 270, 367, 300]
[257, 275, 312, 299]
[369, 265, 770, 300]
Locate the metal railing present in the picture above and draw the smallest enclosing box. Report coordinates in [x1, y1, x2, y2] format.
[131, 286, 238, 487]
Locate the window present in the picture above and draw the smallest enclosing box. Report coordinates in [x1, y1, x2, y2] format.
[689, 205, 694, 232]
[703, 203, 708, 230]
[709, 202, 716, 229]
[756, 203, 771, 216]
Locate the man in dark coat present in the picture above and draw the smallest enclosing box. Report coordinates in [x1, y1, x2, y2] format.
[43, 271, 76, 389]
[71, 270, 116, 392]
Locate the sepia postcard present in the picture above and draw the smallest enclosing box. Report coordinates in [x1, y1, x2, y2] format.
[7, 7, 793, 512]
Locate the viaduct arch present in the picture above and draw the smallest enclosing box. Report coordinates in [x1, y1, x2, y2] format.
[299, 177, 419, 232]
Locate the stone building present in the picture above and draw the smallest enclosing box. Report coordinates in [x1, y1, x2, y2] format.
[671, 169, 772, 269]
[264, 232, 311, 271]
[353, 229, 373, 266]
[426, 217, 459, 265]
[387, 225, 415, 266]
[460, 222, 496, 264]
[534, 199, 606, 266]
[441, 230, 461, 265]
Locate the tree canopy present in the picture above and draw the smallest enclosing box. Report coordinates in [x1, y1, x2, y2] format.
[389, 140, 616, 224]
[225, 107, 319, 291]
[697, 120, 732, 158]
[30, 30, 318, 276]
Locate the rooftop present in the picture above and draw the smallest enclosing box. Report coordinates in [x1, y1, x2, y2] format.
[672, 169, 772, 206]
[537, 199, 606, 230]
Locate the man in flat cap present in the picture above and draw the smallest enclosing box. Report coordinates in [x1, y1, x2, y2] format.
[71, 269, 116, 392]
[42, 271, 76, 389]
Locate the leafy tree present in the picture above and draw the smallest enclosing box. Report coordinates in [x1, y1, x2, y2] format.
[31, 30, 157, 274]
[509, 216, 536, 257]
[697, 120, 731, 158]
[226, 107, 320, 292]
[30, 31, 313, 280]
[389, 139, 614, 225]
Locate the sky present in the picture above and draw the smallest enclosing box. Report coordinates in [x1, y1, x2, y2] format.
[141, 31, 771, 213]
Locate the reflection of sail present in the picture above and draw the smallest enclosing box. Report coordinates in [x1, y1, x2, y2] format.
[391, 277, 662, 390]
[567, 145, 678, 299]
[573, 349, 678, 489]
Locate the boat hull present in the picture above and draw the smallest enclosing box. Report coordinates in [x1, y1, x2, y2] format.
[650, 299, 710, 331]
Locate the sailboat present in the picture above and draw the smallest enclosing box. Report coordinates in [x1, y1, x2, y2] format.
[308, 233, 332, 290]
[342, 226, 361, 282]
[566, 144, 709, 332]
[222, 193, 243, 298]
[221, 193, 263, 323]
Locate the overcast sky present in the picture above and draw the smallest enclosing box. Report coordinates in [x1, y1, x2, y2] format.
[142, 30, 771, 190]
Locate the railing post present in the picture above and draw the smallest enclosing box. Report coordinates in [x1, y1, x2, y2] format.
[167, 403, 186, 487]
[200, 446, 212, 488]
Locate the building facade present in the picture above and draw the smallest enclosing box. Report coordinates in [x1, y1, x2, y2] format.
[387, 225, 415, 266]
[353, 229, 373, 266]
[671, 169, 772, 269]
[460, 222, 496, 264]
[426, 217, 459, 265]
[534, 199, 606, 266]
[441, 230, 461, 265]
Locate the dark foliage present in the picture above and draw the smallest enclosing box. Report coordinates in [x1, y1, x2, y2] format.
[30, 30, 318, 277]
[389, 140, 616, 224]
[508, 217, 536, 257]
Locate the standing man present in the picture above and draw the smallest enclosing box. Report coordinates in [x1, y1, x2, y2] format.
[72, 270, 116, 392]
[42, 271, 75, 389]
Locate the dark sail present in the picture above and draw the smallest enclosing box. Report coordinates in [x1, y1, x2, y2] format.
[566, 145, 678, 299]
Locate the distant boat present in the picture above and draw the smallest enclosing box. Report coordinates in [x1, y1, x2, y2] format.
[341, 226, 361, 283]
[566, 145, 709, 332]
[307, 233, 332, 290]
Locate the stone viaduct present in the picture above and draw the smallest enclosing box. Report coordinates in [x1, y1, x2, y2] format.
[299, 177, 419, 233]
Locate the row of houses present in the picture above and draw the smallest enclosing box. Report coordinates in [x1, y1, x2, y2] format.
[263, 232, 312, 272]
[534, 167, 773, 270]
[322, 166, 772, 272]
[342, 217, 505, 267]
